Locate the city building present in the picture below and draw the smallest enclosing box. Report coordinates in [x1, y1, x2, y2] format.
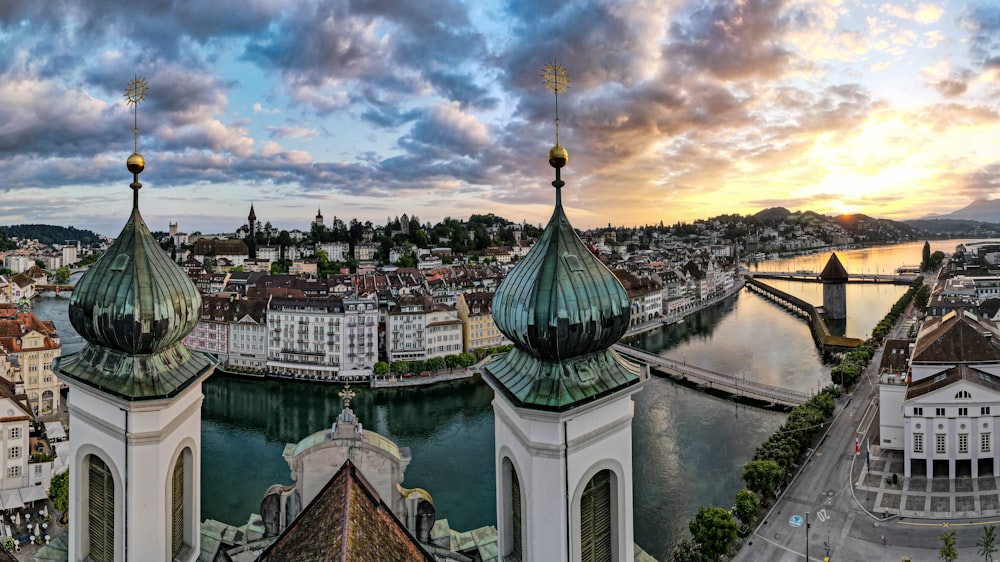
[455, 291, 508, 352]
[0, 305, 62, 415]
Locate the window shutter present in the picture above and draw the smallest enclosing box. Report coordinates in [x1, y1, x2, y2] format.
[580, 470, 612, 562]
[511, 468, 522, 561]
[88, 457, 114, 562]
[172, 456, 184, 557]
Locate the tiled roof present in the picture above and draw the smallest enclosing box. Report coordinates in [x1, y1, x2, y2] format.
[912, 311, 1000, 363]
[819, 253, 849, 281]
[258, 459, 433, 562]
[906, 364, 1000, 400]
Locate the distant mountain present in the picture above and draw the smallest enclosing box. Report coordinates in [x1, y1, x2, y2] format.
[0, 224, 102, 246]
[748, 208, 920, 241]
[903, 218, 1000, 237]
[922, 199, 1000, 224]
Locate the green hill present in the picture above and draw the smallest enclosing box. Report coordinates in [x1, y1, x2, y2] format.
[0, 224, 102, 246]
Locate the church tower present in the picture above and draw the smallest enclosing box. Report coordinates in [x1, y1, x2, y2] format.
[247, 203, 257, 259]
[54, 77, 215, 562]
[314, 208, 324, 227]
[482, 64, 645, 562]
[820, 252, 849, 321]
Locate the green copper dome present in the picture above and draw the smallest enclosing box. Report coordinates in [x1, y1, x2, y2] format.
[69, 203, 201, 354]
[56, 181, 213, 400]
[493, 192, 631, 357]
[484, 181, 642, 411]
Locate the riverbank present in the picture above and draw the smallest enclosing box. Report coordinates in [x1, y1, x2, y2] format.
[215, 366, 474, 388]
[624, 277, 747, 338]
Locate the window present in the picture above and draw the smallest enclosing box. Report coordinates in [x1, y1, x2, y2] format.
[936, 408, 946, 416]
[913, 407, 923, 416]
[9, 428, 19, 440]
[580, 470, 613, 562]
[9, 447, 20, 460]
[88, 456, 114, 562]
[172, 456, 184, 558]
[984, 433, 993, 453]
[33, 465, 41, 476]
[936, 434, 946, 454]
[960, 434, 969, 453]
[984, 407, 992, 416]
[7, 467, 19, 478]
[959, 408, 969, 416]
[956, 390, 972, 399]
[511, 465, 522, 561]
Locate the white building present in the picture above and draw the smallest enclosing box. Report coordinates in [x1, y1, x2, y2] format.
[266, 294, 378, 378]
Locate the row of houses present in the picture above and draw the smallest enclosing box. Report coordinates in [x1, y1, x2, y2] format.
[0, 266, 48, 304]
[182, 249, 740, 378]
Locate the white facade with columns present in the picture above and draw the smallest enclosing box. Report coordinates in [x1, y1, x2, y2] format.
[65, 375, 208, 562]
[491, 383, 641, 561]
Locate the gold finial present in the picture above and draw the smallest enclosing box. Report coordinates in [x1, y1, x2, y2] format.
[124, 76, 148, 178]
[542, 62, 569, 170]
[339, 384, 357, 409]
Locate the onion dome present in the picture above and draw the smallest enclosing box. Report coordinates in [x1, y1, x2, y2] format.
[69, 201, 201, 354]
[54, 79, 214, 400]
[493, 189, 630, 357]
[483, 143, 643, 411]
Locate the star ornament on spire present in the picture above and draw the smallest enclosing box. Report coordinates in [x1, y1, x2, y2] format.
[542, 62, 569, 173]
[542, 62, 569, 95]
[124, 75, 148, 106]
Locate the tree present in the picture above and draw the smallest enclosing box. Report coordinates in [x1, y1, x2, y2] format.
[922, 240, 931, 270]
[733, 488, 760, 527]
[373, 362, 389, 376]
[55, 267, 70, 283]
[742, 459, 784, 500]
[458, 353, 476, 367]
[688, 506, 736, 561]
[939, 529, 958, 562]
[427, 357, 446, 371]
[670, 538, 708, 562]
[979, 525, 997, 562]
[49, 469, 69, 514]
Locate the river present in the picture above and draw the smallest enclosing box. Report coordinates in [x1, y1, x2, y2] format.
[29, 239, 973, 559]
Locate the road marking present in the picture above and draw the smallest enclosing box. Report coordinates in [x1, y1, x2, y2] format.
[817, 509, 830, 522]
[898, 519, 1000, 527]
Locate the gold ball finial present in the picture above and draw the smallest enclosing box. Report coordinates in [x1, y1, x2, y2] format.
[549, 144, 568, 168]
[127, 152, 145, 174]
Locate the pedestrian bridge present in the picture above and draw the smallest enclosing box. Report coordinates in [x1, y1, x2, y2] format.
[613, 344, 811, 408]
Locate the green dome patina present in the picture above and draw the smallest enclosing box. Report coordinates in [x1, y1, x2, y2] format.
[484, 166, 643, 411]
[69, 203, 201, 353]
[493, 192, 630, 358]
[55, 150, 214, 400]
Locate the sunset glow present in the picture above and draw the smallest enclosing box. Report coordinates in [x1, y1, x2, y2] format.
[0, 1, 997, 234]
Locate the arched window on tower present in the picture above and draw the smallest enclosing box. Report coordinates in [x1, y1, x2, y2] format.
[88, 456, 115, 562]
[172, 455, 184, 558]
[580, 469, 613, 562]
[501, 457, 523, 561]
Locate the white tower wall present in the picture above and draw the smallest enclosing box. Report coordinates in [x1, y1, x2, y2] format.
[66, 376, 207, 562]
[492, 387, 639, 562]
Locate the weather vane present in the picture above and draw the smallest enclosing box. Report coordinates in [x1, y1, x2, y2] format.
[124, 75, 148, 153]
[542, 62, 569, 146]
[339, 384, 357, 409]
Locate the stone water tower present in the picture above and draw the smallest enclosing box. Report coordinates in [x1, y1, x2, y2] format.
[821, 252, 849, 321]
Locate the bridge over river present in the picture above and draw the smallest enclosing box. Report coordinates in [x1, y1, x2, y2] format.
[613, 344, 811, 409]
[750, 271, 918, 284]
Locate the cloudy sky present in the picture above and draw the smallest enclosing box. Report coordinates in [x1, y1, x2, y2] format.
[1, 0, 998, 235]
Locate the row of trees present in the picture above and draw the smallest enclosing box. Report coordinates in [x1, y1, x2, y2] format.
[829, 276, 923, 388]
[672, 278, 930, 560]
[938, 525, 996, 561]
[373, 345, 513, 376]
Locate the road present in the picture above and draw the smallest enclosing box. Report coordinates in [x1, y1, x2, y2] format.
[735, 302, 998, 561]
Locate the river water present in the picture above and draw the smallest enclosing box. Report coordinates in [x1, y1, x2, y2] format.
[30, 239, 974, 559]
